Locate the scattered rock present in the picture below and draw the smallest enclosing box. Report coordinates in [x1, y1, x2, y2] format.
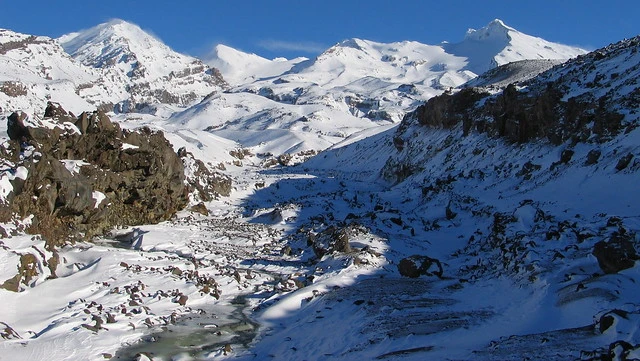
[585, 149, 601, 165]
[0, 321, 21, 339]
[615, 153, 634, 171]
[560, 149, 574, 164]
[516, 161, 541, 180]
[223, 343, 232, 356]
[1, 253, 39, 291]
[310, 223, 367, 257]
[176, 294, 188, 306]
[190, 202, 209, 216]
[445, 201, 457, 220]
[597, 309, 628, 334]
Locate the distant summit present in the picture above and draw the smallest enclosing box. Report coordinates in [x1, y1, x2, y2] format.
[59, 19, 225, 113]
[444, 19, 586, 74]
[205, 44, 306, 85]
[463, 19, 514, 42]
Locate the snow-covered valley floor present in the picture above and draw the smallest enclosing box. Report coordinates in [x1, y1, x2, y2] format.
[2, 139, 639, 361]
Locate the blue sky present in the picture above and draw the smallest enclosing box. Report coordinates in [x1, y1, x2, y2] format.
[1, 0, 638, 59]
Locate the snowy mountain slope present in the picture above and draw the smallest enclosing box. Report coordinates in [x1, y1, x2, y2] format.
[166, 89, 388, 156]
[444, 19, 587, 75]
[462, 58, 565, 88]
[0, 29, 107, 115]
[177, 19, 586, 158]
[265, 35, 640, 360]
[205, 44, 307, 85]
[59, 19, 226, 113]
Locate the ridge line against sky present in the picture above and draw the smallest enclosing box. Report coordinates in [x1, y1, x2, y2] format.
[0, 0, 638, 60]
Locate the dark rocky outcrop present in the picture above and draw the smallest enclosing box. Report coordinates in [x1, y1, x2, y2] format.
[309, 223, 368, 258]
[615, 153, 634, 171]
[592, 230, 639, 274]
[6, 110, 30, 142]
[585, 149, 602, 165]
[398, 255, 444, 278]
[405, 80, 628, 145]
[398, 36, 640, 146]
[1, 103, 189, 246]
[0, 81, 28, 98]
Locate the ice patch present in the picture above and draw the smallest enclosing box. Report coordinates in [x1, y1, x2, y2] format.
[121, 143, 139, 150]
[92, 191, 106, 208]
[61, 159, 89, 174]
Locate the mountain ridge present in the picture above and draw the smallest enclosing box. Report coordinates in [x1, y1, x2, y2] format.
[1, 18, 587, 158]
[167, 19, 585, 157]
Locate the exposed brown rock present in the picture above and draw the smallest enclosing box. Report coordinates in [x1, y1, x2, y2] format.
[2, 104, 189, 247]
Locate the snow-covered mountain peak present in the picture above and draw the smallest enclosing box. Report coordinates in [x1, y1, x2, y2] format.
[206, 44, 270, 76]
[60, 19, 177, 71]
[333, 38, 367, 51]
[206, 44, 306, 85]
[464, 18, 513, 43]
[59, 19, 225, 112]
[445, 19, 587, 75]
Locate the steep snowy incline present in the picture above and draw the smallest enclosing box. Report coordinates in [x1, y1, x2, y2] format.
[0, 29, 110, 115]
[283, 38, 472, 89]
[59, 19, 226, 113]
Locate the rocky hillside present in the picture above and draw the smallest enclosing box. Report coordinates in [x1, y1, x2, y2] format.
[291, 35, 640, 360]
[1, 103, 187, 245]
[0, 102, 233, 291]
[391, 35, 639, 155]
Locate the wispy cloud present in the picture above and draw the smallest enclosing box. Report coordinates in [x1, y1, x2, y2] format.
[257, 39, 327, 54]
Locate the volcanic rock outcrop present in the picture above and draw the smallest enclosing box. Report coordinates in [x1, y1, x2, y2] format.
[2, 102, 188, 246]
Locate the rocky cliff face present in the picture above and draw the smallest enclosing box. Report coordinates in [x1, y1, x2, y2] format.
[396, 36, 639, 147]
[1, 102, 188, 247]
[0, 102, 234, 292]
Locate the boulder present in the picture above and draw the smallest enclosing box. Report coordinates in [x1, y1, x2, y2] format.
[44, 101, 75, 123]
[592, 231, 639, 274]
[585, 149, 601, 165]
[615, 153, 634, 171]
[310, 223, 367, 258]
[398, 255, 444, 278]
[6, 110, 29, 142]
